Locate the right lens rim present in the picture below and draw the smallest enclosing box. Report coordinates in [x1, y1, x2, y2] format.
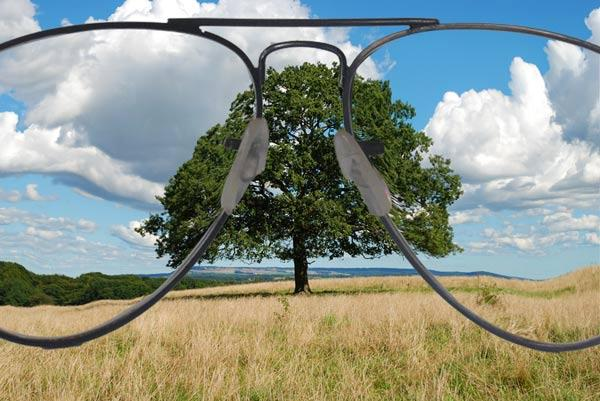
[344, 24, 600, 351]
[343, 22, 600, 136]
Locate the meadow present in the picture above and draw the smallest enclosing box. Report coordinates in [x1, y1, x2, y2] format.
[0, 266, 598, 401]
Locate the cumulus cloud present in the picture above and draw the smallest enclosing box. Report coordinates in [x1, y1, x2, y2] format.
[524, 208, 553, 216]
[449, 207, 490, 225]
[111, 220, 157, 248]
[0, 112, 164, 205]
[586, 232, 600, 245]
[544, 8, 600, 146]
[0, 187, 21, 202]
[463, 206, 599, 254]
[25, 184, 43, 200]
[25, 226, 63, 240]
[24, 183, 57, 201]
[425, 10, 599, 212]
[470, 225, 585, 254]
[0, 225, 160, 274]
[542, 209, 600, 232]
[0, 206, 164, 274]
[0, 0, 382, 208]
[77, 218, 97, 232]
[0, 0, 40, 42]
[0, 206, 99, 233]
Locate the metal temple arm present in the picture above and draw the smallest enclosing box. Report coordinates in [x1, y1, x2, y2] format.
[379, 214, 600, 352]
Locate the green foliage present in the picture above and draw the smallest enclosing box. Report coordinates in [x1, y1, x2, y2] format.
[476, 281, 502, 306]
[138, 63, 462, 273]
[0, 261, 222, 307]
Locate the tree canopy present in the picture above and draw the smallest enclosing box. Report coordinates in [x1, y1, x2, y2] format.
[138, 62, 462, 293]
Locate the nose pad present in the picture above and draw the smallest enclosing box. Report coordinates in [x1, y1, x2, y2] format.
[334, 129, 392, 216]
[220, 117, 269, 214]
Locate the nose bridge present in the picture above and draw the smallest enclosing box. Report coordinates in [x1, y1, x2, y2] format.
[255, 41, 348, 119]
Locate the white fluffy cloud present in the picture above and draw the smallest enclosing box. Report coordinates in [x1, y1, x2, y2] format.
[470, 224, 584, 254]
[0, 224, 160, 274]
[545, 8, 600, 146]
[0, 0, 39, 42]
[111, 220, 157, 248]
[0, 206, 97, 232]
[0, 206, 163, 274]
[24, 183, 57, 201]
[429, 10, 600, 254]
[425, 9, 599, 212]
[25, 183, 43, 200]
[25, 226, 63, 240]
[449, 207, 490, 225]
[1, 183, 60, 202]
[0, 0, 381, 208]
[463, 206, 599, 254]
[542, 208, 600, 232]
[0, 112, 165, 205]
[77, 218, 97, 232]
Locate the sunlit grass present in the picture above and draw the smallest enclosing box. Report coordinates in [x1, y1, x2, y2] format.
[0, 266, 598, 401]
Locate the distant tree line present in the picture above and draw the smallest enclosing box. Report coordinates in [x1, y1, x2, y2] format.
[0, 261, 224, 307]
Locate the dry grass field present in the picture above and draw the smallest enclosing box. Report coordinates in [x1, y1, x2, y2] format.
[0, 266, 598, 401]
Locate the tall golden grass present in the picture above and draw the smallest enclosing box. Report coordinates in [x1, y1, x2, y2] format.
[0, 266, 598, 401]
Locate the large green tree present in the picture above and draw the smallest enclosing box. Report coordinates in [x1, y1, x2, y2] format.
[138, 63, 462, 293]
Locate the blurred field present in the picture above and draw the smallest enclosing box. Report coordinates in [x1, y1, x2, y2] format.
[0, 266, 598, 401]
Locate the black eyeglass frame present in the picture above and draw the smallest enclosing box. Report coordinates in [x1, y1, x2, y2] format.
[0, 17, 598, 352]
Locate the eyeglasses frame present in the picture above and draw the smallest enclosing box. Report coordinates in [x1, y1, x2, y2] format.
[0, 17, 598, 352]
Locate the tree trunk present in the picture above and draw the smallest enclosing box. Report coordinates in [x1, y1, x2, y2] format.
[293, 235, 311, 294]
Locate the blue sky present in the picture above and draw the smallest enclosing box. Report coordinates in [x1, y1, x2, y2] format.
[30, 0, 597, 34]
[0, 0, 597, 279]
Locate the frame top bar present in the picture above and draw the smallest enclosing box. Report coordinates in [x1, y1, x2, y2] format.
[167, 18, 440, 28]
